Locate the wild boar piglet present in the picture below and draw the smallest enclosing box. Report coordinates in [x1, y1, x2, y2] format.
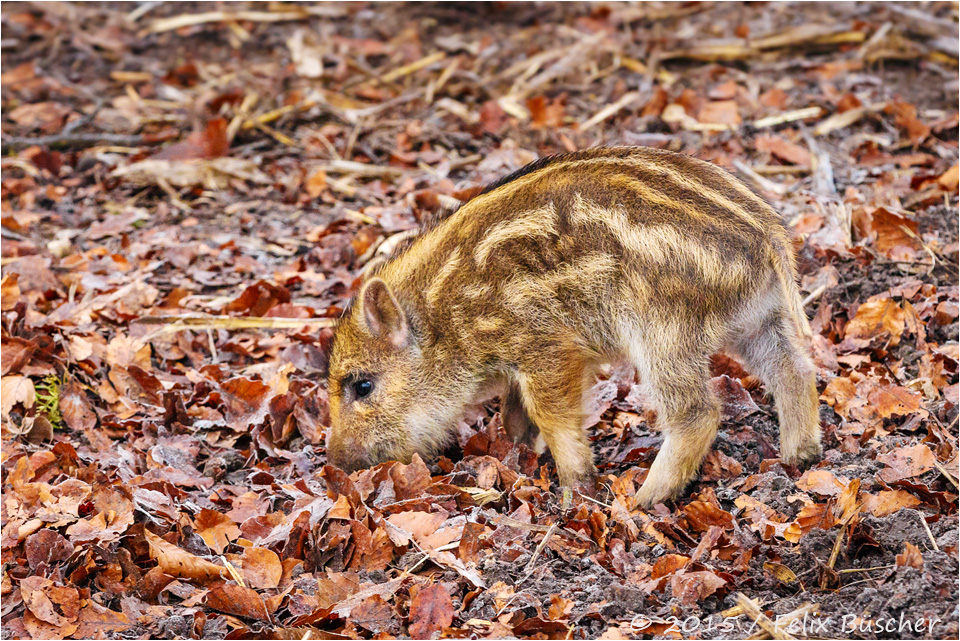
[327, 146, 821, 507]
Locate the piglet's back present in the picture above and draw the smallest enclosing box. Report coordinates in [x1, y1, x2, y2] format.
[376, 146, 795, 354]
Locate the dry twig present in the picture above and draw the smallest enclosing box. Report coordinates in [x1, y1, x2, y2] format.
[136, 315, 337, 333]
[734, 593, 794, 640]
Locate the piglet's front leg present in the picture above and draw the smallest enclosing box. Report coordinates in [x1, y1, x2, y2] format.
[516, 349, 598, 498]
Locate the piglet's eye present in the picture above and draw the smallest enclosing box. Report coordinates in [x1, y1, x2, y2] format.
[353, 379, 374, 398]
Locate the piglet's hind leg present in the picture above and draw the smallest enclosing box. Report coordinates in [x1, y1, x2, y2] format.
[731, 312, 822, 466]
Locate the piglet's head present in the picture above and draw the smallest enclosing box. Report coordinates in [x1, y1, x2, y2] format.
[326, 277, 424, 472]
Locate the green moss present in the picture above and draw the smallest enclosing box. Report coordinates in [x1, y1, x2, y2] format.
[35, 375, 63, 429]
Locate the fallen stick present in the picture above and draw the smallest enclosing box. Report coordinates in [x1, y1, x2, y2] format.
[251, 121, 298, 147]
[733, 159, 789, 196]
[814, 106, 870, 135]
[311, 160, 405, 177]
[827, 524, 846, 571]
[918, 512, 940, 552]
[580, 91, 642, 132]
[753, 165, 810, 175]
[734, 593, 794, 640]
[752, 107, 823, 129]
[897, 223, 938, 275]
[379, 51, 447, 85]
[147, 10, 312, 34]
[523, 522, 559, 575]
[837, 564, 895, 574]
[343, 88, 428, 123]
[932, 458, 959, 490]
[749, 602, 818, 640]
[1, 132, 146, 151]
[516, 32, 606, 97]
[801, 284, 827, 308]
[136, 315, 337, 331]
[805, 133, 836, 197]
[493, 516, 554, 533]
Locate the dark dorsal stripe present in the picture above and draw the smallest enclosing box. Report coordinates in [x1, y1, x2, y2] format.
[477, 147, 658, 198]
[478, 151, 581, 196]
[421, 152, 581, 233]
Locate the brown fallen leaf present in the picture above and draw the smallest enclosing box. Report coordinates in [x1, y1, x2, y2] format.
[153, 118, 229, 161]
[1, 375, 35, 421]
[145, 530, 225, 583]
[669, 571, 727, 607]
[20, 576, 80, 628]
[195, 509, 241, 555]
[683, 501, 734, 531]
[240, 546, 283, 590]
[219, 376, 274, 428]
[844, 297, 907, 346]
[862, 490, 921, 517]
[1, 336, 38, 375]
[895, 541, 924, 568]
[528, 95, 566, 129]
[22, 610, 78, 641]
[306, 168, 328, 198]
[885, 100, 930, 145]
[408, 584, 454, 639]
[547, 594, 575, 621]
[24, 529, 75, 569]
[385, 511, 447, 546]
[755, 134, 811, 166]
[697, 100, 741, 126]
[224, 280, 292, 317]
[700, 450, 743, 481]
[72, 602, 132, 639]
[937, 164, 959, 191]
[763, 561, 798, 584]
[711, 375, 760, 420]
[877, 444, 937, 483]
[866, 385, 922, 420]
[59, 380, 97, 431]
[784, 502, 835, 543]
[796, 469, 848, 496]
[234, 626, 350, 640]
[869, 208, 922, 260]
[4, 255, 62, 296]
[9, 101, 71, 133]
[65, 487, 135, 545]
[1, 273, 21, 311]
[419, 520, 464, 552]
[388, 454, 434, 500]
[651, 554, 690, 579]
[205, 583, 272, 620]
[87, 208, 151, 240]
[105, 334, 152, 371]
[350, 595, 398, 635]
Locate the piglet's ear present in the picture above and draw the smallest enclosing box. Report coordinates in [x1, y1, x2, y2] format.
[360, 278, 409, 347]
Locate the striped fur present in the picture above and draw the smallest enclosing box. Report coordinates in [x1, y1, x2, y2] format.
[327, 147, 821, 507]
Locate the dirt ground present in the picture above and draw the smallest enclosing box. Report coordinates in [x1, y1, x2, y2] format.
[2, 2, 958, 640]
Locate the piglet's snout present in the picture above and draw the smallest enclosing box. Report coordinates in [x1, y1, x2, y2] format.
[326, 434, 367, 472]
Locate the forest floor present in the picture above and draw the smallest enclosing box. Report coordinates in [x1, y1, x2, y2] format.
[1, 2, 958, 639]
